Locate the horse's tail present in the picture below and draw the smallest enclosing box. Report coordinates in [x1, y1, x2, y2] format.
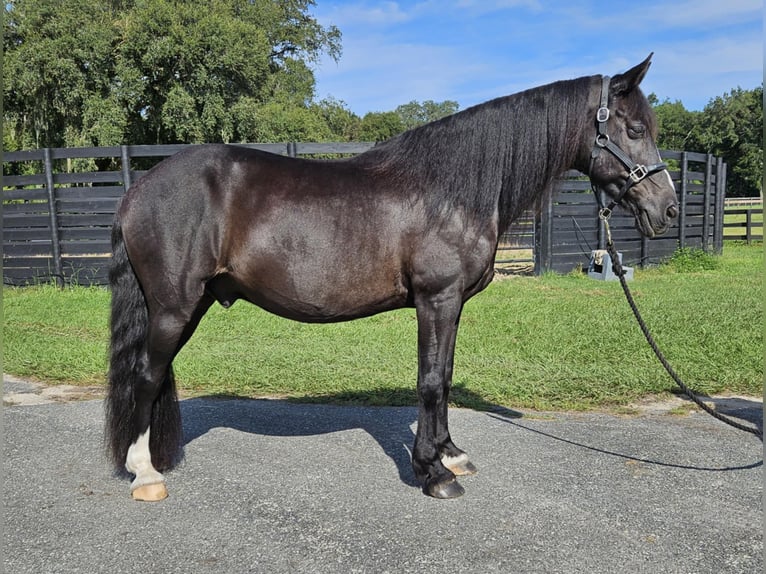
[105, 217, 182, 472]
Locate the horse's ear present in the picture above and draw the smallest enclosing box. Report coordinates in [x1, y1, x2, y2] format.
[610, 53, 653, 96]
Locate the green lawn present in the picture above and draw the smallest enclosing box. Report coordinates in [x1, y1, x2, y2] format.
[3, 242, 762, 411]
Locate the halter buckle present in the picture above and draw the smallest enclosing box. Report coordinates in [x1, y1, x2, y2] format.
[595, 133, 610, 148]
[596, 106, 610, 123]
[629, 164, 649, 183]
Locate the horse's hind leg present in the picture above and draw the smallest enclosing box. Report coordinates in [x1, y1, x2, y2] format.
[126, 298, 213, 501]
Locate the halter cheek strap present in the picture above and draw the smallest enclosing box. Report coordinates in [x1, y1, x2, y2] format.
[589, 75, 668, 217]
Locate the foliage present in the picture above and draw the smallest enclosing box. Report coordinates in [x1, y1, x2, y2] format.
[649, 96, 703, 152]
[651, 85, 763, 197]
[312, 97, 361, 141]
[358, 111, 405, 142]
[235, 99, 334, 143]
[352, 100, 462, 142]
[3, 0, 342, 147]
[3, 1, 462, 147]
[661, 247, 719, 273]
[3, 243, 761, 411]
[394, 100, 459, 131]
[697, 86, 763, 198]
[3, 0, 119, 149]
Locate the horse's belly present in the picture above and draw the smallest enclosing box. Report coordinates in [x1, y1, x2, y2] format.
[209, 257, 409, 323]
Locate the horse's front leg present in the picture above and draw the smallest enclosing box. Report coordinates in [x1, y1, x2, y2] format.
[438, 326, 478, 479]
[412, 289, 474, 498]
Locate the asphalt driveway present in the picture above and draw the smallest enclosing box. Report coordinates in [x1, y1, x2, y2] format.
[3, 376, 762, 573]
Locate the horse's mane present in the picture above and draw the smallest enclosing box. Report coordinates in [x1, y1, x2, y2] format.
[352, 75, 597, 233]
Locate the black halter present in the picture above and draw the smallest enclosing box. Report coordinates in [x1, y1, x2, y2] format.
[589, 75, 668, 216]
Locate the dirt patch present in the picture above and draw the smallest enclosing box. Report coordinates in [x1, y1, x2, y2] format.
[3, 375, 105, 406]
[3, 374, 761, 429]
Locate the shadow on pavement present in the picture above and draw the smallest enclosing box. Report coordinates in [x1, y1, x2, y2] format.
[489, 393, 763, 473]
[704, 395, 764, 437]
[178, 386, 761, 487]
[180, 385, 523, 489]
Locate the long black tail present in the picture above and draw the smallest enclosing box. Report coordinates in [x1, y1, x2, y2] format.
[105, 218, 183, 472]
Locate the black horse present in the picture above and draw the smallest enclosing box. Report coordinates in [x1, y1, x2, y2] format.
[106, 55, 678, 500]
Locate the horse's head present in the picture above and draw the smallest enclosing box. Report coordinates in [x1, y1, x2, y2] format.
[583, 54, 678, 238]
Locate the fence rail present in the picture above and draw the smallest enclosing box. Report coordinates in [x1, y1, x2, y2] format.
[3, 144, 726, 286]
[723, 206, 763, 243]
[724, 197, 763, 207]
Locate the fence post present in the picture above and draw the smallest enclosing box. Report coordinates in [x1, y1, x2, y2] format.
[43, 147, 65, 287]
[702, 154, 714, 251]
[678, 152, 687, 249]
[714, 159, 726, 253]
[121, 145, 132, 193]
[534, 195, 553, 274]
[640, 235, 649, 267]
[533, 212, 542, 275]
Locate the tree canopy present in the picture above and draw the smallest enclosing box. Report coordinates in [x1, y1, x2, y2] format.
[3, 0, 460, 148]
[652, 85, 763, 197]
[3, 0, 342, 147]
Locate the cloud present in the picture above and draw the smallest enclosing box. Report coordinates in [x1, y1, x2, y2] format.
[643, 36, 763, 107]
[454, 0, 543, 13]
[312, 0, 762, 115]
[317, 1, 423, 27]
[314, 33, 477, 113]
[625, 0, 761, 29]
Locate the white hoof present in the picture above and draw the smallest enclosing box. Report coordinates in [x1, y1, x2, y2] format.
[441, 453, 478, 476]
[131, 482, 168, 502]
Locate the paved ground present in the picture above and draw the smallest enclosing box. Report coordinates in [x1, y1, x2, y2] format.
[3, 375, 763, 573]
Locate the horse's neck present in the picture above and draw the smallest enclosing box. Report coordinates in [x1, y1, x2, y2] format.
[493, 86, 587, 230]
[366, 78, 590, 231]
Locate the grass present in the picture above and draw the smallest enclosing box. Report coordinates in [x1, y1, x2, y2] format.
[3, 242, 762, 411]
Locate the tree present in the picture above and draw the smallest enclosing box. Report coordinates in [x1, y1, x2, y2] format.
[312, 97, 361, 141]
[697, 86, 763, 197]
[356, 100, 460, 142]
[3, 0, 120, 148]
[234, 100, 334, 142]
[395, 99, 459, 131]
[3, 0, 342, 147]
[358, 111, 405, 142]
[651, 97, 703, 152]
[651, 86, 763, 198]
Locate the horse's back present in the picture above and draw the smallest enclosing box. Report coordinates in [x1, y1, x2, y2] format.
[116, 145, 418, 318]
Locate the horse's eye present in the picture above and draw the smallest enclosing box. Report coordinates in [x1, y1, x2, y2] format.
[628, 123, 646, 138]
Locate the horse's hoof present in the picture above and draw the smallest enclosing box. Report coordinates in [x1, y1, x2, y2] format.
[427, 478, 465, 499]
[442, 453, 478, 476]
[131, 482, 168, 502]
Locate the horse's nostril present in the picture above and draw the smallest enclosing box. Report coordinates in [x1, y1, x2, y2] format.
[666, 203, 679, 219]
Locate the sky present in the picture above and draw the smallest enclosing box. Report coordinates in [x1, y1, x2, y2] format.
[310, 0, 763, 116]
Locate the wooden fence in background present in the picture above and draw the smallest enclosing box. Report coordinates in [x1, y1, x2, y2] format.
[538, 151, 728, 273]
[3, 144, 726, 286]
[722, 204, 763, 243]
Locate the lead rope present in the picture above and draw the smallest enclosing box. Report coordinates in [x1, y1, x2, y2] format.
[599, 210, 762, 439]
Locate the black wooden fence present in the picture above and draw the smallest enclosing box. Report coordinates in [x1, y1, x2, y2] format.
[2, 144, 726, 286]
[722, 203, 763, 243]
[538, 150, 727, 273]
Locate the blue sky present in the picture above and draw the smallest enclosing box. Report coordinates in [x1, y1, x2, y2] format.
[310, 0, 763, 116]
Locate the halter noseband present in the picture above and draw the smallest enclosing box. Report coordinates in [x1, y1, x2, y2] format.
[589, 75, 668, 217]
